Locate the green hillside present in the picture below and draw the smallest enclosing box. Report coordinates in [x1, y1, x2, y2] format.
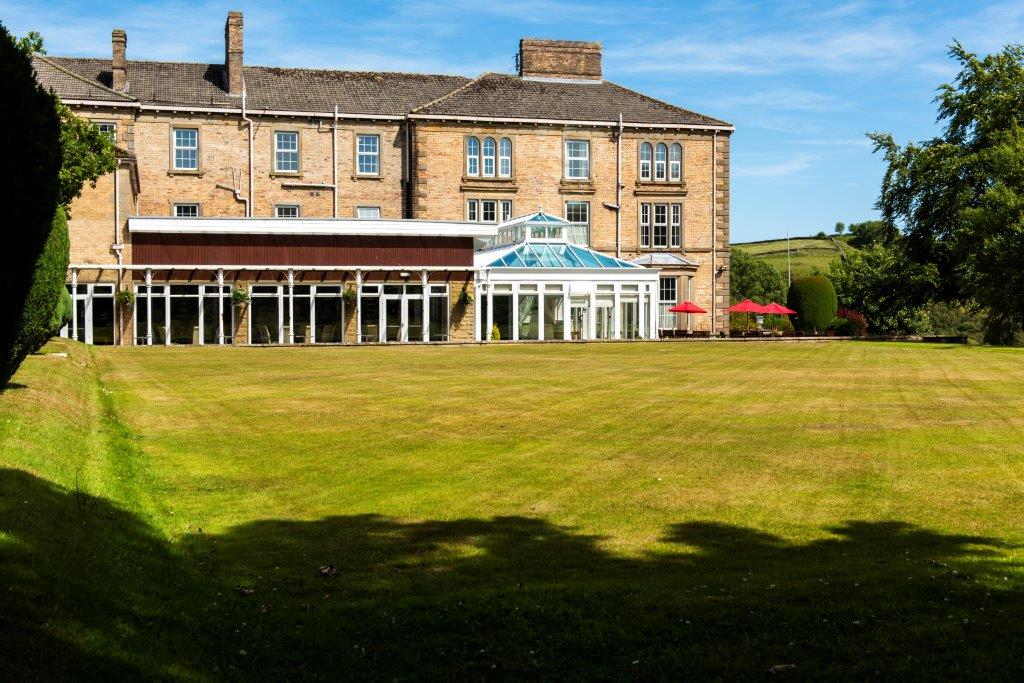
[734, 235, 857, 279]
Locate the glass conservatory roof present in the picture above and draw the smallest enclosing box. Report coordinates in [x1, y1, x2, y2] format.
[482, 241, 643, 269]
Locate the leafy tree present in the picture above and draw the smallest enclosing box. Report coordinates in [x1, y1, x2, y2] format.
[0, 23, 62, 387]
[58, 101, 116, 209]
[827, 242, 937, 334]
[729, 249, 785, 304]
[15, 30, 44, 54]
[786, 276, 837, 333]
[870, 42, 1024, 344]
[834, 221, 845, 235]
[846, 219, 898, 249]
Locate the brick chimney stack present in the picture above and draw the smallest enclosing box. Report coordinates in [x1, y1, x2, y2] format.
[224, 10, 244, 96]
[518, 39, 602, 81]
[111, 29, 127, 92]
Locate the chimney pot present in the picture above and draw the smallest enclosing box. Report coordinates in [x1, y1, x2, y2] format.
[518, 38, 602, 80]
[111, 29, 127, 92]
[224, 11, 244, 96]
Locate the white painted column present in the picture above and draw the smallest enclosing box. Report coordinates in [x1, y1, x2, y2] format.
[537, 282, 545, 341]
[287, 270, 295, 344]
[511, 284, 520, 341]
[310, 285, 317, 344]
[473, 274, 482, 342]
[563, 288, 571, 341]
[649, 285, 659, 339]
[70, 268, 79, 342]
[613, 284, 621, 340]
[355, 270, 363, 344]
[145, 269, 152, 345]
[638, 287, 646, 340]
[588, 290, 596, 340]
[485, 271, 494, 342]
[217, 269, 225, 345]
[421, 270, 430, 342]
[164, 284, 171, 345]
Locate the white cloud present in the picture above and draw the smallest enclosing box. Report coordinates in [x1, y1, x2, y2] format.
[734, 153, 814, 178]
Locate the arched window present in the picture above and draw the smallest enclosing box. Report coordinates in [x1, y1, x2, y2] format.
[466, 137, 480, 176]
[669, 143, 682, 181]
[499, 138, 512, 177]
[639, 142, 652, 181]
[482, 137, 496, 177]
[654, 143, 667, 181]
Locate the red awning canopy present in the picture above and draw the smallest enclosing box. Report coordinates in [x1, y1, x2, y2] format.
[668, 301, 707, 314]
[727, 299, 768, 313]
[763, 302, 797, 315]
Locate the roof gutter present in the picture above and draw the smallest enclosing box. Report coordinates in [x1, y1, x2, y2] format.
[408, 112, 734, 132]
[137, 103, 404, 120]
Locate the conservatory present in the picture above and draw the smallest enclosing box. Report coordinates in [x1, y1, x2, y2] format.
[474, 212, 660, 342]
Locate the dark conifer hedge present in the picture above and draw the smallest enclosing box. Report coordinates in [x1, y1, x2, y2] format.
[787, 276, 838, 334]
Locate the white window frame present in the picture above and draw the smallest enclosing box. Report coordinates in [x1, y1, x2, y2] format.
[466, 137, 480, 176]
[481, 199, 497, 223]
[356, 134, 380, 176]
[659, 276, 678, 329]
[467, 199, 478, 222]
[654, 143, 667, 181]
[564, 200, 590, 246]
[274, 130, 299, 173]
[669, 143, 682, 181]
[173, 203, 200, 218]
[500, 200, 513, 222]
[640, 204, 651, 248]
[639, 142, 652, 181]
[274, 204, 300, 218]
[482, 137, 496, 177]
[499, 137, 512, 177]
[670, 203, 682, 248]
[653, 203, 668, 248]
[97, 121, 117, 143]
[356, 206, 381, 219]
[564, 139, 590, 180]
[172, 127, 199, 171]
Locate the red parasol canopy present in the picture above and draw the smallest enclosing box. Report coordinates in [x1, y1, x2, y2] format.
[762, 302, 797, 315]
[668, 301, 707, 314]
[727, 299, 768, 313]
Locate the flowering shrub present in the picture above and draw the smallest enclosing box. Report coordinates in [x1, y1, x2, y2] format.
[834, 308, 868, 337]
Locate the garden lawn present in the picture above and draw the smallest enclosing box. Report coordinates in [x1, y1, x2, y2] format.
[3, 339, 1024, 678]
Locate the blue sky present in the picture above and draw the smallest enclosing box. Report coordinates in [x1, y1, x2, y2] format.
[2, 0, 1022, 241]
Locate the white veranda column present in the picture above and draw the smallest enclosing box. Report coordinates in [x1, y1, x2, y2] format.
[473, 274, 482, 342]
[511, 284, 520, 341]
[537, 282, 545, 341]
[144, 269, 152, 345]
[71, 268, 79, 342]
[421, 270, 430, 342]
[588, 290, 596, 340]
[612, 285, 621, 340]
[355, 270, 362, 344]
[485, 271, 494, 342]
[649, 284, 659, 339]
[562, 288, 570, 341]
[638, 287, 646, 339]
[217, 269, 225, 345]
[287, 270, 295, 344]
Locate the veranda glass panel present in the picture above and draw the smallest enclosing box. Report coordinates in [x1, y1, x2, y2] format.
[492, 294, 513, 341]
[314, 295, 343, 342]
[292, 293, 311, 343]
[595, 301, 613, 339]
[150, 296, 168, 344]
[620, 299, 639, 340]
[408, 299, 423, 342]
[250, 297, 279, 344]
[518, 294, 539, 340]
[91, 296, 115, 345]
[360, 297, 380, 342]
[543, 294, 564, 340]
[201, 297, 230, 344]
[429, 297, 448, 341]
[170, 296, 198, 344]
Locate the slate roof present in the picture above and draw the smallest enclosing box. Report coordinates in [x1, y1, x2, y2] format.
[32, 56, 731, 127]
[414, 73, 730, 127]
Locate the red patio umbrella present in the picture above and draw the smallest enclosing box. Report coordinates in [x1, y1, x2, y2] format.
[727, 299, 768, 333]
[667, 301, 706, 335]
[668, 301, 706, 313]
[762, 302, 796, 315]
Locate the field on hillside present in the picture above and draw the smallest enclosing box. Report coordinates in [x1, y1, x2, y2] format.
[3, 340, 1024, 678]
[735, 236, 857, 278]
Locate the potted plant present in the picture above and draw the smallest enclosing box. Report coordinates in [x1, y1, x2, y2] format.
[490, 323, 500, 341]
[231, 286, 250, 307]
[115, 289, 135, 308]
[342, 287, 357, 306]
[458, 284, 473, 306]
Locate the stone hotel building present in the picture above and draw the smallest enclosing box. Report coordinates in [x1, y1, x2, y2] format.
[34, 11, 732, 345]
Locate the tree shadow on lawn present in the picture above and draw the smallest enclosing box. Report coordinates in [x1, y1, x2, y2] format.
[2, 467, 1022, 679]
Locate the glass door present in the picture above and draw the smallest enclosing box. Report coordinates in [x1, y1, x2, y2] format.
[570, 298, 589, 340]
[384, 298, 402, 342]
[406, 297, 423, 342]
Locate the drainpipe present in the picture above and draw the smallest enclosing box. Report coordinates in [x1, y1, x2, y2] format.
[711, 130, 718, 336]
[404, 119, 412, 218]
[332, 105, 339, 217]
[113, 163, 122, 345]
[241, 87, 254, 216]
[615, 113, 623, 258]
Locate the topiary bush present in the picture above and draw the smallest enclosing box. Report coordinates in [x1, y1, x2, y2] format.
[1, 23, 63, 387]
[9, 206, 70, 362]
[787, 276, 837, 334]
